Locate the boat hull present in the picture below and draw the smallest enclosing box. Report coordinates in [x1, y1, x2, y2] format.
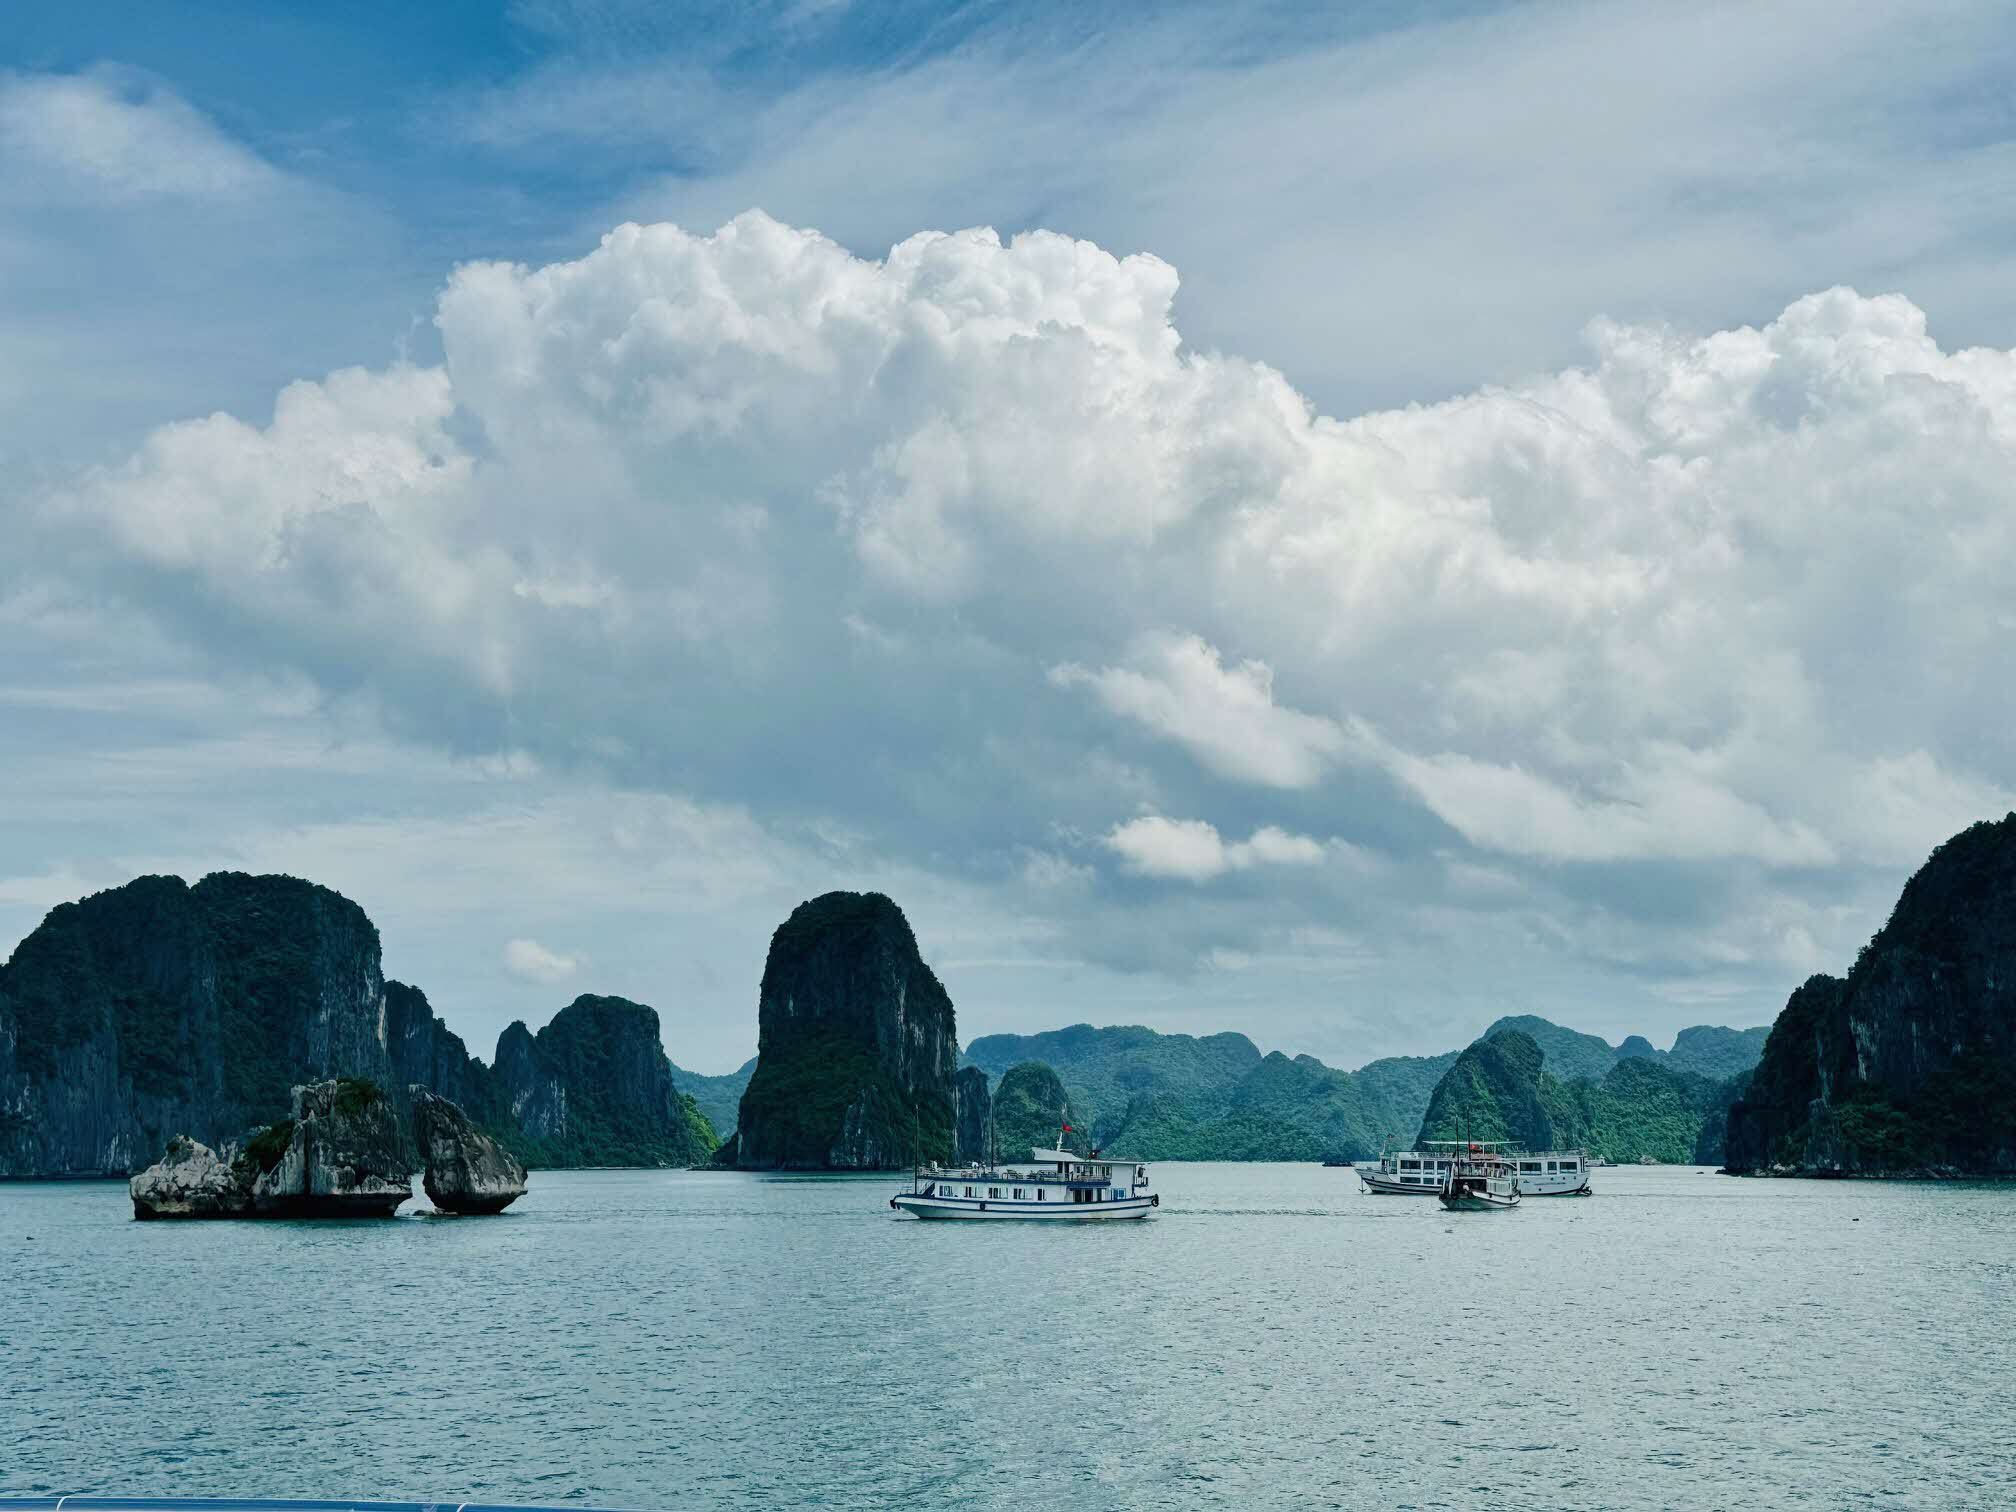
[890, 1194, 1156, 1221]
[1357, 1170, 1438, 1195]
[1437, 1192, 1520, 1210]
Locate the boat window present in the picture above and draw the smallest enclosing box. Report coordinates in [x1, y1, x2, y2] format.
[1520, 1162, 1542, 1172]
[964, 1187, 974, 1197]
[1013, 1188, 1025, 1200]
[988, 1188, 1001, 1199]
[1399, 1160, 1420, 1170]
[1037, 1189, 1045, 1201]
[1559, 1161, 1578, 1171]
[1546, 1162, 1557, 1171]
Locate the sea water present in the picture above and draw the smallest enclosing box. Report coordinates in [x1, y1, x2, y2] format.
[3, 1165, 2011, 1509]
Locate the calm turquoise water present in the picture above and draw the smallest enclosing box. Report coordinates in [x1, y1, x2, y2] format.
[3, 1165, 2012, 1509]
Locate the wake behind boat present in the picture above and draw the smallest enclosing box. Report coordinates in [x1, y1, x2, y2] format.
[890, 1147, 1158, 1220]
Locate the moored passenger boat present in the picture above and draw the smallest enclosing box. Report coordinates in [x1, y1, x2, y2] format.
[1356, 1140, 1591, 1196]
[890, 1148, 1158, 1220]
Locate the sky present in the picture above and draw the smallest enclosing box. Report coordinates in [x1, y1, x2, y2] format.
[3, 0, 2015, 1074]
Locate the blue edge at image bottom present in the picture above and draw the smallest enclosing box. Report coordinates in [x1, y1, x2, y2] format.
[2, 1501, 629, 1512]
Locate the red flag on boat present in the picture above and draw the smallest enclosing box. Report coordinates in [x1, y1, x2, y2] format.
[1062, 1124, 1073, 1132]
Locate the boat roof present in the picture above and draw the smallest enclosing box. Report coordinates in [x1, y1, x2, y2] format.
[1029, 1148, 1140, 1167]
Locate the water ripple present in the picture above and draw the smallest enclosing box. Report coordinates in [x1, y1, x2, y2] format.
[2, 1166, 2012, 1509]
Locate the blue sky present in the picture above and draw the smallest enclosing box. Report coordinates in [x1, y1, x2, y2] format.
[4, 1, 2015, 1072]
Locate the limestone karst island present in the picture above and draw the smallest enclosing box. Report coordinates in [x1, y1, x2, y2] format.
[4, 815, 2014, 1211]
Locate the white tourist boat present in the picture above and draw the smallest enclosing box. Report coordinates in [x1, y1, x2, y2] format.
[1438, 1146, 1521, 1210]
[890, 1147, 1158, 1220]
[1356, 1140, 1592, 1196]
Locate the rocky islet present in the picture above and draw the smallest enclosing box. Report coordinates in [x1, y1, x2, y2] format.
[130, 1078, 527, 1219]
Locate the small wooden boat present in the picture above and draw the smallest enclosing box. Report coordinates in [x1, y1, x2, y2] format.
[1437, 1145, 1521, 1210]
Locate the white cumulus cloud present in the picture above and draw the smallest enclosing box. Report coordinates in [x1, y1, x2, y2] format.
[22, 212, 2016, 1004]
[1106, 817, 1326, 883]
[1052, 633, 1346, 789]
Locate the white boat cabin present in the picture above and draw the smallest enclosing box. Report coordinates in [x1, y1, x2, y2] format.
[890, 1148, 1158, 1220]
[1356, 1142, 1589, 1196]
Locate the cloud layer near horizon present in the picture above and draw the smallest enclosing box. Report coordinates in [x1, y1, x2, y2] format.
[19, 211, 2016, 1048]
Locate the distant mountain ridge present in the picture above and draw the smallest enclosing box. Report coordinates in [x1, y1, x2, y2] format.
[963, 1016, 1765, 1162]
[668, 1057, 756, 1140]
[1478, 1015, 1770, 1085]
[1417, 1030, 1737, 1164]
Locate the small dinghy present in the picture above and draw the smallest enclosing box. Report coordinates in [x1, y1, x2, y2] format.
[1437, 1144, 1522, 1210]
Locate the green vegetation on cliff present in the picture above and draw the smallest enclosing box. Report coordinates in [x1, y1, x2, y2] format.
[989, 1062, 1077, 1157]
[1416, 1033, 1555, 1146]
[1665, 1025, 1772, 1081]
[1417, 1030, 1734, 1163]
[964, 1024, 1263, 1143]
[496, 994, 719, 1169]
[667, 1057, 756, 1140]
[964, 1015, 1768, 1163]
[964, 1024, 1454, 1161]
[1477, 1016, 1618, 1083]
[0, 872, 380, 1122]
[734, 892, 958, 1169]
[238, 1119, 296, 1176]
[736, 1026, 948, 1166]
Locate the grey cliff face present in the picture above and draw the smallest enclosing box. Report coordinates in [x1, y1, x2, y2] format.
[489, 997, 713, 1167]
[384, 982, 488, 1115]
[411, 1086, 527, 1214]
[954, 1065, 992, 1164]
[492, 1020, 567, 1138]
[2, 876, 229, 1176]
[2, 871, 721, 1177]
[1724, 814, 2016, 1176]
[735, 892, 958, 1170]
[0, 873, 491, 1177]
[129, 1135, 253, 1219]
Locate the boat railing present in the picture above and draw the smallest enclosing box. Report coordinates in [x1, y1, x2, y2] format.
[915, 1164, 1127, 1182]
[911, 1172, 1119, 1191]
